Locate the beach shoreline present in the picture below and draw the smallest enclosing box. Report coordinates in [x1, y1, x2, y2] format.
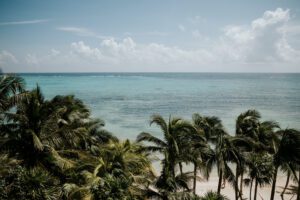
[196, 174, 294, 200]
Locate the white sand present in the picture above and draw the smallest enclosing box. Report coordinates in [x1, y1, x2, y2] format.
[196, 174, 296, 200]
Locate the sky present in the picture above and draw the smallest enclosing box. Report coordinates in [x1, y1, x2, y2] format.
[0, 0, 300, 73]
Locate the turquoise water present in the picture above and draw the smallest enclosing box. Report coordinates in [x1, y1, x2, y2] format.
[20, 73, 300, 140]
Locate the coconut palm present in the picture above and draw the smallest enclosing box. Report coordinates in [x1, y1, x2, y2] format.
[63, 140, 154, 200]
[235, 110, 261, 199]
[244, 153, 273, 200]
[193, 113, 224, 143]
[257, 121, 280, 154]
[235, 110, 280, 200]
[137, 115, 197, 197]
[193, 113, 241, 195]
[0, 75, 27, 145]
[0, 86, 70, 167]
[0, 166, 62, 200]
[0, 86, 113, 178]
[199, 191, 229, 200]
[236, 110, 261, 139]
[280, 162, 299, 198]
[0, 74, 26, 112]
[186, 138, 214, 195]
[270, 129, 300, 200]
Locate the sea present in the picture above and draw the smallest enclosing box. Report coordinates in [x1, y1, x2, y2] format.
[20, 73, 300, 140]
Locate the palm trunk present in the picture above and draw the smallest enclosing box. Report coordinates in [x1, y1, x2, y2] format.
[297, 170, 300, 200]
[179, 162, 183, 176]
[250, 179, 253, 200]
[281, 170, 290, 197]
[217, 168, 223, 195]
[193, 162, 197, 195]
[240, 171, 244, 199]
[270, 165, 278, 200]
[254, 178, 258, 200]
[162, 193, 169, 200]
[235, 165, 239, 200]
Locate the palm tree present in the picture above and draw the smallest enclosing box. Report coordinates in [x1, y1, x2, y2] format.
[189, 144, 213, 195]
[280, 162, 298, 198]
[0, 166, 62, 200]
[236, 110, 261, 142]
[0, 86, 110, 176]
[1, 86, 67, 167]
[270, 129, 300, 200]
[193, 114, 224, 143]
[235, 110, 261, 199]
[193, 113, 241, 196]
[199, 191, 229, 200]
[0, 75, 27, 145]
[137, 115, 197, 197]
[63, 140, 154, 200]
[180, 128, 214, 195]
[0, 74, 26, 112]
[235, 110, 280, 200]
[244, 153, 273, 200]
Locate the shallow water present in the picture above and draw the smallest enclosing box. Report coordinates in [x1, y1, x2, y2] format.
[21, 73, 300, 140]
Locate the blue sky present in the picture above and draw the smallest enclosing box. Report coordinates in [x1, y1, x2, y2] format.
[0, 0, 300, 72]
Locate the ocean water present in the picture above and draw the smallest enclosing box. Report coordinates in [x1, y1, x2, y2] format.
[20, 73, 300, 140]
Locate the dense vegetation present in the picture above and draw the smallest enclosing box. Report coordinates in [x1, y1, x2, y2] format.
[0, 74, 300, 200]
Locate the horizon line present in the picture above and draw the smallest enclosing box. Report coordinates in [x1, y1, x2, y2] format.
[2, 71, 300, 74]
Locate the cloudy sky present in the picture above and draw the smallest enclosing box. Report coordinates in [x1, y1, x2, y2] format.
[0, 0, 300, 72]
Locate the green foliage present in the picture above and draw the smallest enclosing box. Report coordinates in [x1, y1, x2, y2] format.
[199, 191, 229, 200]
[0, 166, 61, 200]
[91, 173, 135, 200]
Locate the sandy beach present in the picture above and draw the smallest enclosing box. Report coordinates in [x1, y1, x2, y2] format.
[196, 173, 295, 200]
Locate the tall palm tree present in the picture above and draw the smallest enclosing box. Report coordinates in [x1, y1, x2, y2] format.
[137, 115, 196, 197]
[270, 129, 300, 200]
[180, 124, 214, 195]
[0, 75, 27, 143]
[193, 113, 241, 196]
[0, 86, 102, 172]
[235, 110, 261, 199]
[1, 86, 49, 167]
[236, 110, 261, 140]
[193, 113, 224, 143]
[244, 153, 273, 200]
[236, 110, 280, 200]
[0, 74, 26, 112]
[280, 162, 298, 198]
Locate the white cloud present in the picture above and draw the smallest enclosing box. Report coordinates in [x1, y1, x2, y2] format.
[178, 24, 186, 32]
[57, 26, 110, 39]
[192, 30, 202, 38]
[57, 26, 97, 37]
[24, 49, 62, 66]
[145, 31, 169, 36]
[71, 41, 103, 60]
[4, 8, 300, 72]
[0, 51, 18, 66]
[251, 8, 289, 29]
[0, 19, 48, 26]
[51, 49, 60, 56]
[276, 35, 300, 62]
[70, 37, 213, 69]
[66, 8, 299, 71]
[25, 54, 39, 65]
[218, 8, 298, 63]
[188, 15, 207, 24]
[122, 31, 168, 37]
